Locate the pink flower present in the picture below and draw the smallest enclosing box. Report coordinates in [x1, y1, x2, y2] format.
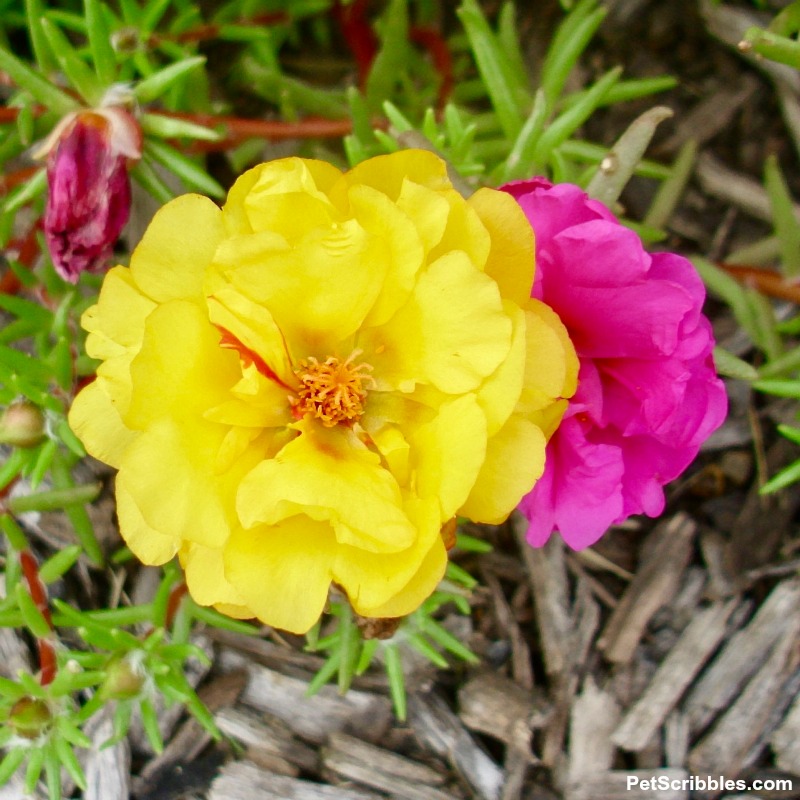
[39, 108, 140, 283]
[504, 179, 727, 550]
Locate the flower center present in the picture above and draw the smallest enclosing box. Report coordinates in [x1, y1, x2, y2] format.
[293, 351, 375, 427]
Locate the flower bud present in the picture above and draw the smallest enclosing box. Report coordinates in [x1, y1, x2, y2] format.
[0, 400, 46, 448]
[37, 107, 141, 283]
[99, 655, 145, 701]
[8, 697, 53, 740]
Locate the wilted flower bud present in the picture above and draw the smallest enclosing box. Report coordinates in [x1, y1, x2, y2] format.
[35, 105, 141, 283]
[8, 697, 53, 740]
[0, 400, 46, 448]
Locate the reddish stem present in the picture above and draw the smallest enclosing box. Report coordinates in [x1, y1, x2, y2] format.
[158, 110, 353, 150]
[149, 11, 291, 46]
[0, 166, 41, 195]
[20, 551, 53, 629]
[38, 640, 57, 686]
[719, 263, 800, 305]
[20, 550, 57, 686]
[164, 582, 188, 629]
[410, 26, 454, 110]
[333, 0, 378, 89]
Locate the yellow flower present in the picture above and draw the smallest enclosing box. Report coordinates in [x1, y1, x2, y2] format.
[69, 150, 577, 634]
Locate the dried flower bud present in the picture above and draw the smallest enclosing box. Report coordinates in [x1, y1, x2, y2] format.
[99, 655, 145, 701]
[37, 107, 141, 283]
[355, 614, 402, 640]
[0, 400, 46, 448]
[8, 697, 53, 740]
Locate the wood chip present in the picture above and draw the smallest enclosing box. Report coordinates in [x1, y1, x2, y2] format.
[458, 671, 547, 747]
[743, 665, 800, 771]
[209, 760, 385, 800]
[322, 732, 458, 800]
[0, 575, 31, 678]
[728, 440, 800, 577]
[481, 567, 534, 690]
[129, 633, 214, 757]
[570, 574, 601, 672]
[208, 628, 329, 679]
[567, 678, 621, 784]
[0, 627, 30, 678]
[688, 613, 800, 777]
[133, 668, 248, 797]
[84, 710, 131, 800]
[566, 769, 689, 800]
[409, 692, 504, 800]
[664, 711, 690, 769]
[612, 599, 739, 751]
[0, 774, 45, 800]
[215, 706, 318, 773]
[658, 75, 758, 154]
[683, 578, 800, 734]
[224, 655, 391, 744]
[599, 514, 697, 664]
[771, 691, 800, 775]
[696, 152, 800, 225]
[514, 515, 573, 677]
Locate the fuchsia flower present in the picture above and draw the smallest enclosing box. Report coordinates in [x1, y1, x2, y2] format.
[37, 107, 141, 283]
[504, 179, 727, 550]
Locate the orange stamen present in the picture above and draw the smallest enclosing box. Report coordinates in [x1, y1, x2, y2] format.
[293, 351, 375, 427]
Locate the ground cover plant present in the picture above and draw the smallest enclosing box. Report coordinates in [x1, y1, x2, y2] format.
[0, 0, 799, 798]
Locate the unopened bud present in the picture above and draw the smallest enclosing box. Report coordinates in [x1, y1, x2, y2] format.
[35, 106, 141, 283]
[8, 697, 53, 739]
[99, 655, 145, 701]
[0, 401, 46, 448]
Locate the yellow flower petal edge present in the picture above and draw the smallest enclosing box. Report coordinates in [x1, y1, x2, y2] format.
[68, 150, 577, 634]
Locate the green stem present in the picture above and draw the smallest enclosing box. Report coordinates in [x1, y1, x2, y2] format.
[5, 483, 101, 514]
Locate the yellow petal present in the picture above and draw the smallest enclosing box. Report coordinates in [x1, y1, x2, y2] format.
[460, 414, 547, 524]
[410, 394, 487, 520]
[79, 268, 156, 426]
[333, 496, 441, 610]
[223, 158, 343, 235]
[82, 267, 155, 361]
[115, 476, 179, 565]
[365, 424, 410, 486]
[336, 149, 451, 202]
[468, 188, 535, 307]
[347, 183, 425, 328]
[396, 179, 449, 256]
[236, 422, 416, 554]
[116, 419, 233, 550]
[130, 194, 223, 303]
[205, 280, 295, 388]
[427, 189, 491, 270]
[125, 300, 240, 430]
[182, 542, 246, 608]
[213, 603, 254, 620]
[528, 397, 569, 443]
[225, 517, 337, 634]
[68, 380, 136, 469]
[517, 299, 579, 414]
[354, 536, 447, 619]
[223, 218, 387, 351]
[245, 186, 337, 245]
[374, 251, 511, 394]
[474, 300, 526, 437]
